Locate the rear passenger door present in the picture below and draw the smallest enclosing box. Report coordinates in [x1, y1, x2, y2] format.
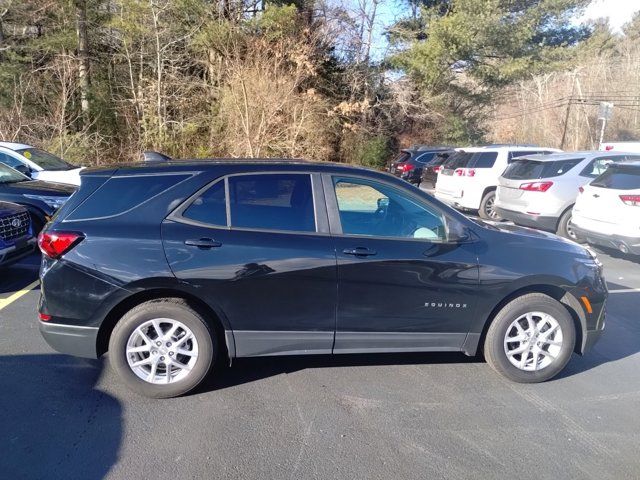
[162, 172, 338, 357]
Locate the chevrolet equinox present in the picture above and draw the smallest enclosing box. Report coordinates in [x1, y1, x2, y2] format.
[37, 160, 607, 398]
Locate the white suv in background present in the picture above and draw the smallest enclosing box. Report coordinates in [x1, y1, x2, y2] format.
[572, 161, 640, 256]
[435, 146, 561, 219]
[495, 151, 640, 239]
[0, 142, 82, 186]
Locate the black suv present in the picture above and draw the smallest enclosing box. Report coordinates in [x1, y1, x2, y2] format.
[389, 147, 452, 186]
[38, 160, 606, 398]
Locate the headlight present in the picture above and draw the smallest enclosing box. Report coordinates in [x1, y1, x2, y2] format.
[584, 245, 602, 266]
[24, 195, 69, 210]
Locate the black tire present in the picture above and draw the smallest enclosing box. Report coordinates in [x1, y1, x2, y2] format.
[109, 298, 216, 398]
[484, 293, 576, 383]
[479, 190, 501, 220]
[556, 208, 579, 241]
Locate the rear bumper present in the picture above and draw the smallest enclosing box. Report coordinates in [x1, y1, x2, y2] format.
[39, 321, 99, 358]
[495, 207, 558, 232]
[0, 238, 37, 267]
[572, 225, 640, 255]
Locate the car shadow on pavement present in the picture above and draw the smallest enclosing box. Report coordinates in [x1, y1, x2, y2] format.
[197, 351, 481, 394]
[0, 253, 40, 295]
[0, 355, 121, 480]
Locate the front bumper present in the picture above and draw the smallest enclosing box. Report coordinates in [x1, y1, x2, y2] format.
[39, 321, 99, 358]
[0, 238, 37, 267]
[495, 207, 558, 232]
[572, 225, 640, 255]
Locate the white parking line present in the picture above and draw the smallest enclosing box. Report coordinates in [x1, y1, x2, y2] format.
[0, 280, 40, 311]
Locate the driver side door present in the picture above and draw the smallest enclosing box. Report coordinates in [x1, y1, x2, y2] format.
[323, 174, 480, 353]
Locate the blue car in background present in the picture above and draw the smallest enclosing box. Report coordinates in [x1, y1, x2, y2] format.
[0, 201, 36, 268]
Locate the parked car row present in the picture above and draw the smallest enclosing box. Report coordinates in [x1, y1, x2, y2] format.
[0, 143, 80, 266]
[390, 143, 640, 256]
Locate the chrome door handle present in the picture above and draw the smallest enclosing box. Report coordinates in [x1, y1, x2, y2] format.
[184, 238, 222, 249]
[343, 247, 377, 257]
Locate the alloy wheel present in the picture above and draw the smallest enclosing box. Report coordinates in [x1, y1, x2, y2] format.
[503, 312, 563, 371]
[126, 318, 199, 384]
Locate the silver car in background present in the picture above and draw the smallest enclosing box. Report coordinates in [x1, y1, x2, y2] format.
[495, 151, 640, 239]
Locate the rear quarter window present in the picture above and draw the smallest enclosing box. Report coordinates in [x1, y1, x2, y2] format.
[66, 174, 191, 220]
[503, 158, 583, 180]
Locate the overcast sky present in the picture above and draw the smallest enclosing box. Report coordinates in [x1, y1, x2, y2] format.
[580, 0, 640, 32]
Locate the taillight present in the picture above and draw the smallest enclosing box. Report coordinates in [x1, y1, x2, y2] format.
[605, 145, 614, 151]
[433, 166, 442, 173]
[38, 231, 84, 259]
[579, 186, 584, 193]
[620, 195, 640, 206]
[454, 168, 475, 177]
[401, 163, 414, 172]
[519, 181, 553, 192]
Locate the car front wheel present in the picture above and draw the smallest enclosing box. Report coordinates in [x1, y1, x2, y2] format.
[484, 293, 575, 383]
[109, 298, 216, 398]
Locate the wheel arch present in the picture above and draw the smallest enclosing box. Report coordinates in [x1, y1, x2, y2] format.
[463, 283, 586, 357]
[556, 203, 575, 230]
[96, 288, 234, 362]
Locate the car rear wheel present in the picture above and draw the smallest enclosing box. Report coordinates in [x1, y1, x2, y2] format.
[109, 298, 215, 398]
[556, 208, 579, 241]
[479, 190, 501, 220]
[484, 293, 575, 383]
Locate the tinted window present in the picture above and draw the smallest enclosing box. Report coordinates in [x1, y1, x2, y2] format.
[334, 178, 446, 240]
[16, 148, 71, 170]
[0, 162, 29, 184]
[183, 180, 227, 226]
[442, 152, 473, 173]
[228, 174, 315, 232]
[412, 152, 437, 165]
[0, 151, 24, 169]
[591, 167, 640, 190]
[468, 152, 498, 168]
[67, 174, 190, 220]
[502, 158, 583, 180]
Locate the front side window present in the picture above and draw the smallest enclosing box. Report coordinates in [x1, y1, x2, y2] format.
[333, 178, 446, 240]
[228, 174, 315, 232]
[0, 151, 24, 169]
[0, 162, 28, 184]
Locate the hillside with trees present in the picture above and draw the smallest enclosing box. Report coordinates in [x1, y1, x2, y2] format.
[0, 0, 637, 166]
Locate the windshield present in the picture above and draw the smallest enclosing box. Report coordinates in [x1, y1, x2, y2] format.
[0, 162, 29, 184]
[16, 148, 72, 171]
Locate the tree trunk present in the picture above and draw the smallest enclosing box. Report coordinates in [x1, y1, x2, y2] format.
[76, 0, 90, 128]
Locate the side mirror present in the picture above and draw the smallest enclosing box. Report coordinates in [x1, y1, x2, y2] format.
[447, 221, 472, 243]
[14, 164, 31, 177]
[377, 197, 389, 209]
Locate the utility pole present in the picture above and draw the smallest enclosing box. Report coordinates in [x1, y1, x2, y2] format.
[560, 71, 578, 150]
[597, 102, 614, 149]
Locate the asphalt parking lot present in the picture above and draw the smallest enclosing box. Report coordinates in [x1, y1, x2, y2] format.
[1, 249, 639, 480]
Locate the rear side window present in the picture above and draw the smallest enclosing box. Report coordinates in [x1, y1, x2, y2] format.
[182, 180, 227, 226]
[442, 152, 473, 172]
[66, 174, 191, 220]
[413, 152, 437, 165]
[591, 167, 640, 190]
[503, 158, 583, 180]
[468, 152, 498, 168]
[228, 174, 315, 232]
